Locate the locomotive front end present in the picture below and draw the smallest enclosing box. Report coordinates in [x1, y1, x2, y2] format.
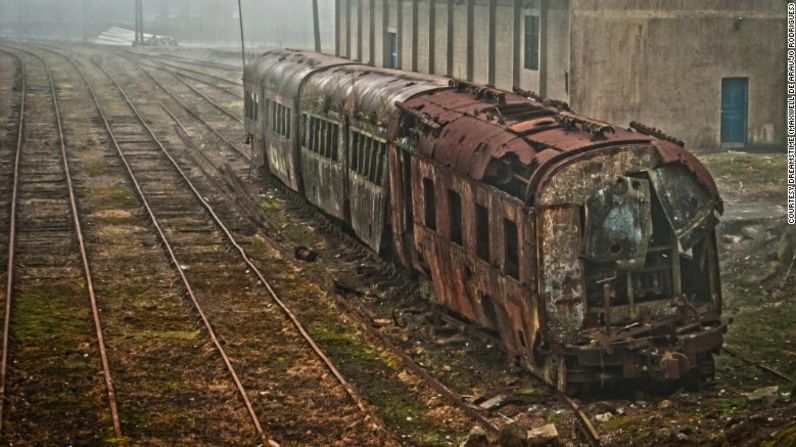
[534, 139, 726, 392]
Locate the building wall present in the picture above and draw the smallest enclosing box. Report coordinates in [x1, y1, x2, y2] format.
[338, 0, 565, 95]
[338, 0, 782, 151]
[570, 0, 784, 150]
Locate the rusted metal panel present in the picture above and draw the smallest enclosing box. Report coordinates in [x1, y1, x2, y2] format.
[538, 205, 585, 346]
[648, 163, 719, 250]
[262, 92, 299, 190]
[300, 150, 347, 220]
[582, 176, 652, 268]
[410, 155, 542, 361]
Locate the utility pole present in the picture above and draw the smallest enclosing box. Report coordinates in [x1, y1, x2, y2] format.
[134, 0, 143, 44]
[83, 0, 88, 42]
[312, 0, 322, 52]
[237, 0, 246, 68]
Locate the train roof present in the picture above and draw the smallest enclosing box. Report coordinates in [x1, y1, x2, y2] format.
[300, 65, 449, 126]
[399, 82, 721, 204]
[245, 50, 719, 206]
[243, 49, 352, 97]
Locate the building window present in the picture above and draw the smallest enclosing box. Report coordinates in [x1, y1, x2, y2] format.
[475, 204, 489, 261]
[504, 218, 519, 279]
[423, 178, 436, 231]
[524, 15, 539, 70]
[448, 189, 462, 245]
[387, 32, 398, 68]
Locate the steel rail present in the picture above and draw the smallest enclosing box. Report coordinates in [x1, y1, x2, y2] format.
[125, 45, 602, 443]
[133, 62, 251, 163]
[50, 50, 270, 443]
[0, 48, 25, 433]
[95, 63, 378, 422]
[128, 57, 243, 100]
[139, 66, 250, 160]
[3, 46, 123, 439]
[133, 55, 243, 87]
[723, 346, 794, 384]
[169, 72, 244, 124]
[38, 45, 250, 164]
[560, 393, 601, 447]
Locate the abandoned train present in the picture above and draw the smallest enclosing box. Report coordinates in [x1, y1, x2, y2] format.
[243, 49, 727, 392]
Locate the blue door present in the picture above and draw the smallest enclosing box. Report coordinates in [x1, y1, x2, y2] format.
[721, 78, 748, 144]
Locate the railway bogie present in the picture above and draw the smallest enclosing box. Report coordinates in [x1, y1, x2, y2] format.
[244, 49, 727, 393]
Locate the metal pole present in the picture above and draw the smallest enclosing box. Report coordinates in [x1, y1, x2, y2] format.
[83, 0, 88, 42]
[312, 0, 322, 52]
[237, 0, 246, 68]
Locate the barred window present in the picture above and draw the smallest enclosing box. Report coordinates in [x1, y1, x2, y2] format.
[303, 114, 340, 161]
[349, 130, 387, 185]
[271, 101, 291, 138]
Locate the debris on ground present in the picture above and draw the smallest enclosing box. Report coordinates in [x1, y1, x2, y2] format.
[526, 424, 558, 446]
[294, 245, 318, 262]
[745, 385, 779, 404]
[460, 425, 488, 447]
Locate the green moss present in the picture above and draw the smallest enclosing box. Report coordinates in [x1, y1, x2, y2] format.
[83, 158, 106, 176]
[762, 423, 796, 447]
[697, 152, 782, 200]
[90, 186, 136, 208]
[708, 396, 747, 415]
[14, 284, 88, 342]
[309, 321, 458, 445]
[129, 330, 200, 341]
[309, 322, 392, 369]
[259, 198, 282, 212]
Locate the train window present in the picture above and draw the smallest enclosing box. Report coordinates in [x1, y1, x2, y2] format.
[305, 116, 340, 161]
[504, 218, 519, 279]
[271, 101, 277, 132]
[423, 178, 436, 231]
[270, 103, 291, 138]
[476, 204, 490, 261]
[448, 190, 462, 245]
[350, 130, 386, 184]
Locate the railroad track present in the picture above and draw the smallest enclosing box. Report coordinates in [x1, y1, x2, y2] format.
[25, 42, 604, 445]
[45, 44, 389, 446]
[99, 43, 609, 445]
[0, 46, 121, 444]
[106, 45, 607, 445]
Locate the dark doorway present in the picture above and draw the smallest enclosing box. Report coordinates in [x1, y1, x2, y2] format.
[721, 78, 748, 145]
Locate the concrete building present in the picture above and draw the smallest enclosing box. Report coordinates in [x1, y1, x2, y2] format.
[334, 0, 784, 151]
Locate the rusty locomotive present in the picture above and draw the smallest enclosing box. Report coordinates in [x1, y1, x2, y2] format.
[243, 49, 727, 393]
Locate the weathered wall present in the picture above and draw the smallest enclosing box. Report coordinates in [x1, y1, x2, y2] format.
[338, 0, 567, 95]
[569, 0, 784, 151]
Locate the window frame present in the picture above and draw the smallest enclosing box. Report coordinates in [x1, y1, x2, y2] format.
[448, 189, 463, 246]
[524, 15, 539, 71]
[423, 178, 437, 231]
[503, 217, 520, 280]
[475, 203, 490, 261]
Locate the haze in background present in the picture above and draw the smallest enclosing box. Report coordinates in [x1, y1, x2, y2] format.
[0, 0, 336, 50]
